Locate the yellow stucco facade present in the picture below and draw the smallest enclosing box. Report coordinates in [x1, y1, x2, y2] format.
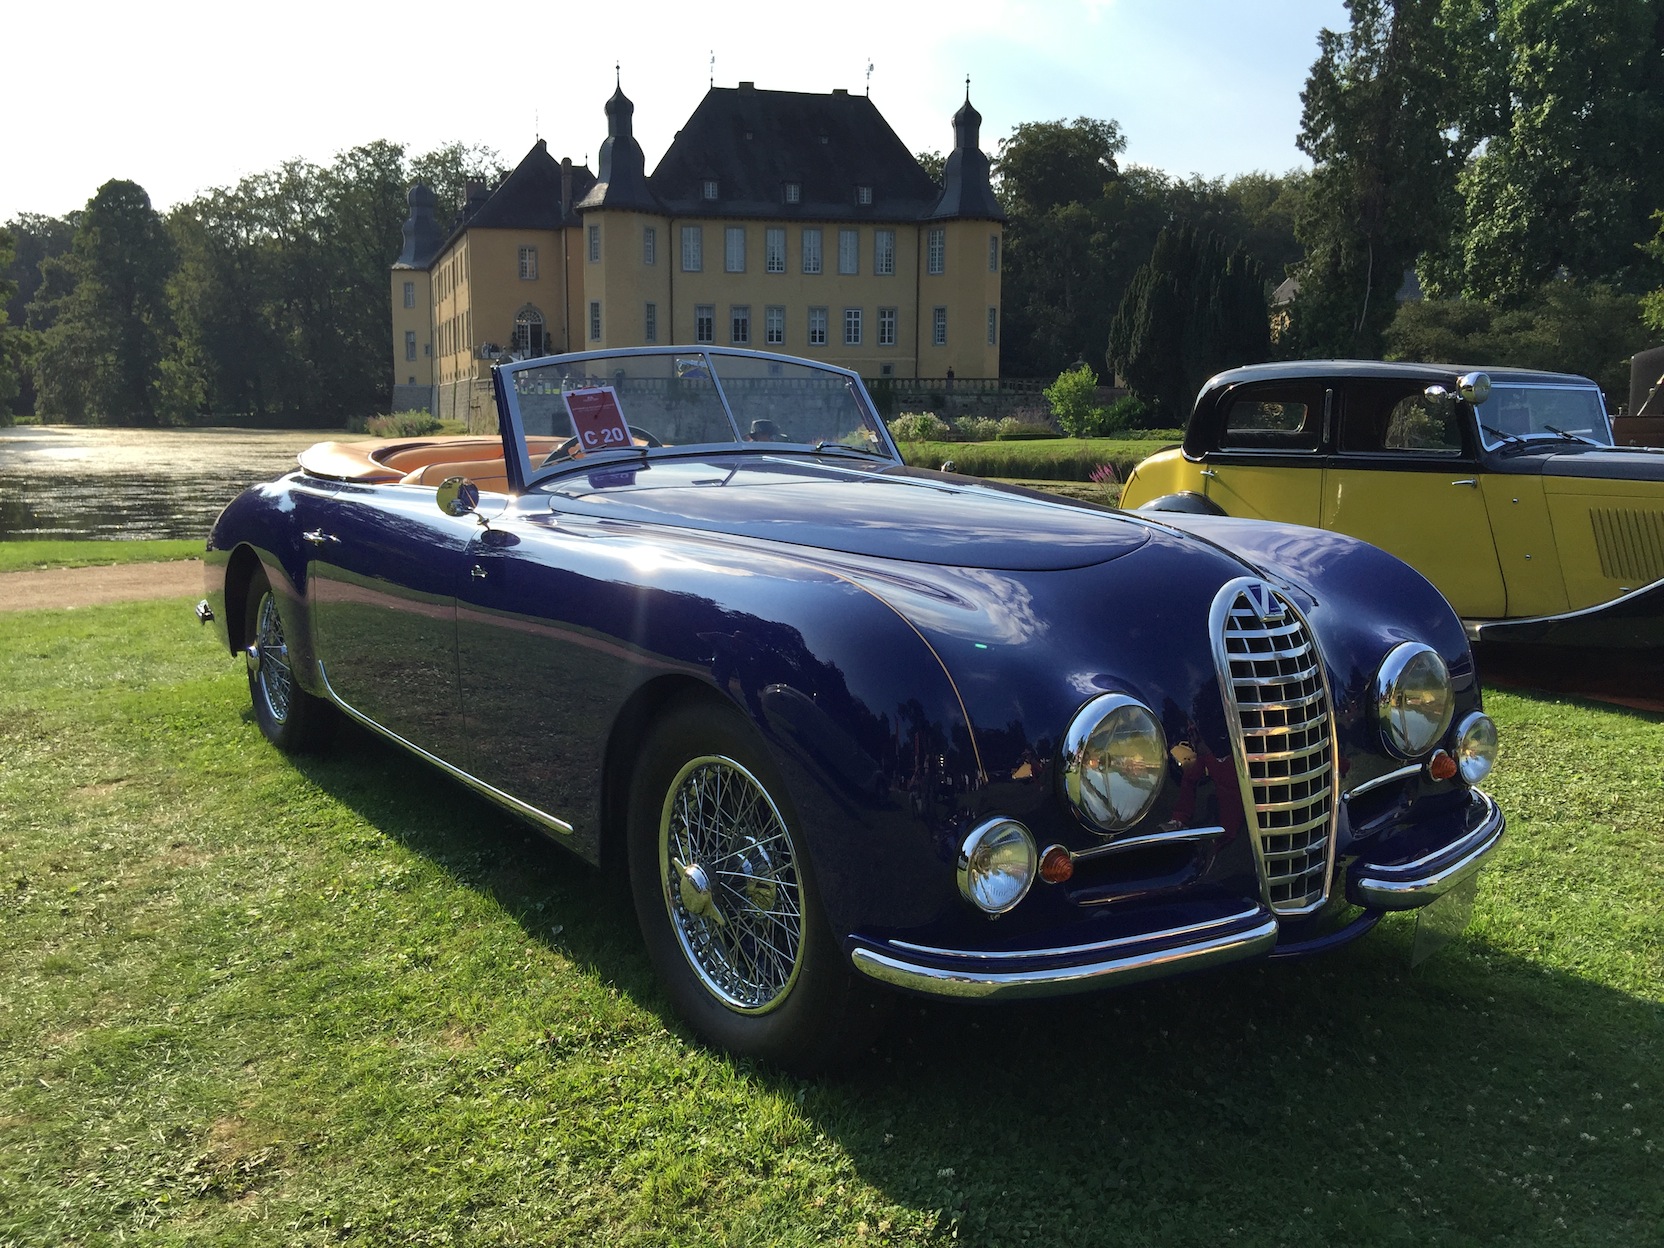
[393, 85, 1003, 418]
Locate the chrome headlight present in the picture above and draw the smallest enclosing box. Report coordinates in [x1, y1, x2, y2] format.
[1061, 694, 1168, 834]
[957, 818, 1037, 914]
[1376, 642, 1454, 758]
[1455, 711, 1498, 784]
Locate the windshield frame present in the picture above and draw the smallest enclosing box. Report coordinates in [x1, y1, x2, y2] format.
[1471, 381, 1613, 452]
[492, 346, 901, 492]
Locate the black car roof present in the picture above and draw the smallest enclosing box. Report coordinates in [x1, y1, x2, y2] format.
[1200, 360, 1599, 393]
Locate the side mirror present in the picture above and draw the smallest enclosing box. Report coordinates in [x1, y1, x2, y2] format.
[436, 476, 481, 518]
[1456, 371, 1492, 405]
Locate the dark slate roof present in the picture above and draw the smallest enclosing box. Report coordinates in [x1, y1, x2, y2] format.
[646, 84, 943, 221]
[394, 183, 444, 269]
[929, 96, 1004, 222]
[464, 139, 596, 232]
[577, 85, 663, 213]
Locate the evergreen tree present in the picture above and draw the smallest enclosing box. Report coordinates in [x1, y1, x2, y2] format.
[0, 228, 22, 421]
[31, 180, 175, 424]
[1106, 225, 1269, 421]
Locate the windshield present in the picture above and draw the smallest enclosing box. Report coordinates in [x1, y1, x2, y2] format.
[1473, 383, 1612, 449]
[497, 348, 896, 487]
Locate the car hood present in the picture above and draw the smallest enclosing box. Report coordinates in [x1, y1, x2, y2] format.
[537, 455, 1151, 571]
[1494, 444, 1664, 481]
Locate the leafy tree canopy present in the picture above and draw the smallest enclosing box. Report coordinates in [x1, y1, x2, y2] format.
[1292, 0, 1464, 358]
[1384, 281, 1650, 400]
[995, 117, 1125, 217]
[1424, 0, 1664, 301]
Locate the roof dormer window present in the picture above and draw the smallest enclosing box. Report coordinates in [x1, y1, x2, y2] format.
[784, 181, 801, 204]
[703, 179, 720, 201]
[855, 184, 872, 206]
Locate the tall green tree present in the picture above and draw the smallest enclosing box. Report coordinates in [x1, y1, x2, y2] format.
[31, 180, 175, 424]
[1107, 224, 1270, 420]
[1293, 0, 1463, 357]
[3, 213, 75, 417]
[1425, 0, 1664, 300]
[995, 118, 1128, 377]
[0, 228, 23, 421]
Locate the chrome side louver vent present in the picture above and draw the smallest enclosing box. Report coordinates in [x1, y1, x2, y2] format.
[1210, 579, 1338, 916]
[1590, 507, 1664, 586]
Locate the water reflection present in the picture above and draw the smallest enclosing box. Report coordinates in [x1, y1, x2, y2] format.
[0, 425, 334, 540]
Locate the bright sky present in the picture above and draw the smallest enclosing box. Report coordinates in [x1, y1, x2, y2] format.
[4, 0, 1348, 223]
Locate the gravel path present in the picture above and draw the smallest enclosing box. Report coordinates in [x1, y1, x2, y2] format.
[0, 560, 205, 612]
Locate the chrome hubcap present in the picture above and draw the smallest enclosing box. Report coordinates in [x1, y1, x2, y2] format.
[660, 755, 803, 1013]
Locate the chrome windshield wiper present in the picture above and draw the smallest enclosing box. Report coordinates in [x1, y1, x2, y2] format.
[811, 440, 890, 460]
[1543, 424, 1602, 447]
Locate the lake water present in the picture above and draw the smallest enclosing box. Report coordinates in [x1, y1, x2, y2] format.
[0, 426, 336, 541]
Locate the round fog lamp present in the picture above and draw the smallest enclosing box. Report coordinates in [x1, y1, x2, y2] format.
[1376, 643, 1454, 758]
[1455, 711, 1498, 785]
[957, 818, 1037, 914]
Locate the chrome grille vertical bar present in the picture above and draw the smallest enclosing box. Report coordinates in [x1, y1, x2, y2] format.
[1209, 579, 1339, 916]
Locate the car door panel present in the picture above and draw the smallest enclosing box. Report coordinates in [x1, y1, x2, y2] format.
[1321, 464, 1507, 618]
[306, 484, 473, 762]
[1478, 476, 1570, 617]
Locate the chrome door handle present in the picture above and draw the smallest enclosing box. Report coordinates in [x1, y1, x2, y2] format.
[1200, 468, 1218, 479]
[470, 565, 488, 580]
[1450, 479, 1477, 488]
[303, 529, 340, 545]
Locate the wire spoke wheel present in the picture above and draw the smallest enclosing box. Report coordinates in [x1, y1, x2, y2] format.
[252, 590, 294, 724]
[660, 754, 804, 1013]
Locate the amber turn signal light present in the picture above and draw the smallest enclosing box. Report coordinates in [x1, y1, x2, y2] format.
[1039, 844, 1074, 884]
[1427, 750, 1458, 782]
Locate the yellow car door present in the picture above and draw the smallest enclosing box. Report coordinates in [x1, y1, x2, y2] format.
[1184, 380, 1331, 525]
[1320, 383, 1507, 619]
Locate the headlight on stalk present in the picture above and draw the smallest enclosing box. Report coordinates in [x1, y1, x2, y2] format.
[1061, 694, 1168, 834]
[957, 818, 1037, 914]
[1455, 711, 1498, 784]
[1376, 642, 1454, 758]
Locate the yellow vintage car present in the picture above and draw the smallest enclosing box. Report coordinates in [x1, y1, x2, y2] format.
[1121, 361, 1664, 660]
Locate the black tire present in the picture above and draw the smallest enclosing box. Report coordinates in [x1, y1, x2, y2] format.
[243, 571, 333, 753]
[626, 700, 888, 1071]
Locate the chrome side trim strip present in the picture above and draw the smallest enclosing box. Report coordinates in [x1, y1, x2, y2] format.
[1345, 763, 1423, 800]
[1070, 825, 1227, 861]
[850, 907, 1278, 999]
[316, 662, 575, 837]
[1349, 790, 1504, 909]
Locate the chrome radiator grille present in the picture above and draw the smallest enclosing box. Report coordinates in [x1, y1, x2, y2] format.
[1211, 579, 1337, 915]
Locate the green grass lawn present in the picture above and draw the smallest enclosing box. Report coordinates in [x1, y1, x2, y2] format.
[1, 598, 1659, 1246]
[0, 540, 203, 573]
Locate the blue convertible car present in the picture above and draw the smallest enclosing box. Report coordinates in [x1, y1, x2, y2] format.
[200, 347, 1504, 1068]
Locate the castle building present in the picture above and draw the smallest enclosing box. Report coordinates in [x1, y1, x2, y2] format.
[391, 80, 1004, 424]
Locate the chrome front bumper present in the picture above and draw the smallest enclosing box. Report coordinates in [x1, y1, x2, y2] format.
[850, 788, 1504, 1000]
[1348, 788, 1505, 909]
[849, 905, 1279, 1000]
